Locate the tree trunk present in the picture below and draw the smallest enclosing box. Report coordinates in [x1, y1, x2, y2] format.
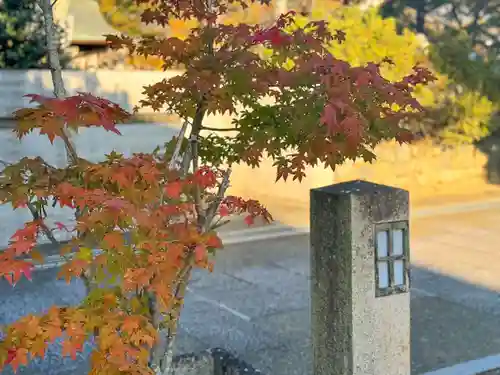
[415, 1, 426, 34]
[38, 0, 78, 164]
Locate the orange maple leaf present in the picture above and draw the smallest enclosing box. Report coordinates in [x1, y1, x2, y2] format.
[164, 181, 183, 199]
[203, 232, 223, 249]
[103, 232, 125, 249]
[121, 316, 141, 334]
[61, 340, 83, 360]
[194, 244, 207, 263]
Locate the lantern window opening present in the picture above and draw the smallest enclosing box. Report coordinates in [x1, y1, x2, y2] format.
[375, 221, 410, 297]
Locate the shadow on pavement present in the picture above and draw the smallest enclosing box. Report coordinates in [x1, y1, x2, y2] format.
[1, 235, 500, 375]
[411, 266, 500, 374]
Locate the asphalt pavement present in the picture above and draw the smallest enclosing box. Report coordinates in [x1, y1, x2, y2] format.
[2, 204, 500, 375]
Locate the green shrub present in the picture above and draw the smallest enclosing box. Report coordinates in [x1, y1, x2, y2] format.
[0, 0, 69, 69]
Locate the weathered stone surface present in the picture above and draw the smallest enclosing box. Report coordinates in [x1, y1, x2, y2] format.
[310, 182, 354, 375]
[310, 180, 410, 375]
[172, 351, 214, 375]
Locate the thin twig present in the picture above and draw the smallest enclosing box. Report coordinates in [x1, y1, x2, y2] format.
[0, 159, 61, 246]
[149, 257, 194, 374]
[168, 120, 190, 170]
[152, 104, 206, 374]
[191, 134, 203, 225]
[204, 167, 232, 232]
[27, 204, 59, 245]
[39, 0, 66, 99]
[209, 218, 231, 231]
[180, 141, 192, 175]
[158, 119, 190, 205]
[201, 126, 239, 132]
[187, 103, 207, 225]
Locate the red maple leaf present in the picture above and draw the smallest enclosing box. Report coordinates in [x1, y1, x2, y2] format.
[244, 215, 255, 226]
[12, 263, 33, 285]
[9, 222, 39, 242]
[8, 240, 36, 256]
[24, 94, 52, 106]
[251, 27, 290, 45]
[320, 103, 339, 133]
[164, 181, 183, 199]
[219, 205, 230, 217]
[192, 167, 217, 188]
[3, 261, 34, 286]
[54, 222, 69, 231]
[204, 233, 223, 249]
[4, 348, 17, 365]
[194, 245, 207, 263]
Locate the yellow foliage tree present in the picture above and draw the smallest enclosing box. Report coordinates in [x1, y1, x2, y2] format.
[293, 5, 498, 144]
[96, 0, 152, 36]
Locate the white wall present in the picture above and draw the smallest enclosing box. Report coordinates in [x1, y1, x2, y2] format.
[0, 69, 181, 118]
[0, 123, 179, 248]
[0, 69, 238, 130]
[0, 69, 334, 246]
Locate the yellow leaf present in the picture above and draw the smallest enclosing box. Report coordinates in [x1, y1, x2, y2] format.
[30, 249, 45, 264]
[76, 247, 94, 261]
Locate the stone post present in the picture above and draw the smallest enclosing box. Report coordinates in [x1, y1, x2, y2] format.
[310, 180, 410, 375]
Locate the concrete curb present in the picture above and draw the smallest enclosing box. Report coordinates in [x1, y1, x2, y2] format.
[32, 223, 310, 271]
[413, 198, 500, 219]
[421, 353, 500, 375]
[221, 196, 500, 240]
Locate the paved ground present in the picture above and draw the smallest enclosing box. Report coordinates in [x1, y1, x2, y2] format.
[2, 204, 500, 375]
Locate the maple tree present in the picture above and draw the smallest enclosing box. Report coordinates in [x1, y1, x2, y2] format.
[0, 0, 433, 374]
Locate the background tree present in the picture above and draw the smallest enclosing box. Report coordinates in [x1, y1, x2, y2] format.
[0, 0, 68, 68]
[97, 0, 167, 36]
[297, 4, 499, 143]
[380, 0, 500, 49]
[379, 0, 500, 99]
[379, 0, 446, 34]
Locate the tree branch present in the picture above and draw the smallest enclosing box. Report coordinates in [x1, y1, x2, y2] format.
[204, 167, 232, 232]
[27, 204, 60, 246]
[158, 119, 190, 206]
[38, 0, 78, 165]
[38, 0, 94, 293]
[469, 0, 489, 47]
[153, 3, 218, 373]
[0, 159, 61, 246]
[168, 120, 190, 170]
[201, 126, 239, 132]
[149, 258, 194, 375]
[450, 5, 464, 29]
